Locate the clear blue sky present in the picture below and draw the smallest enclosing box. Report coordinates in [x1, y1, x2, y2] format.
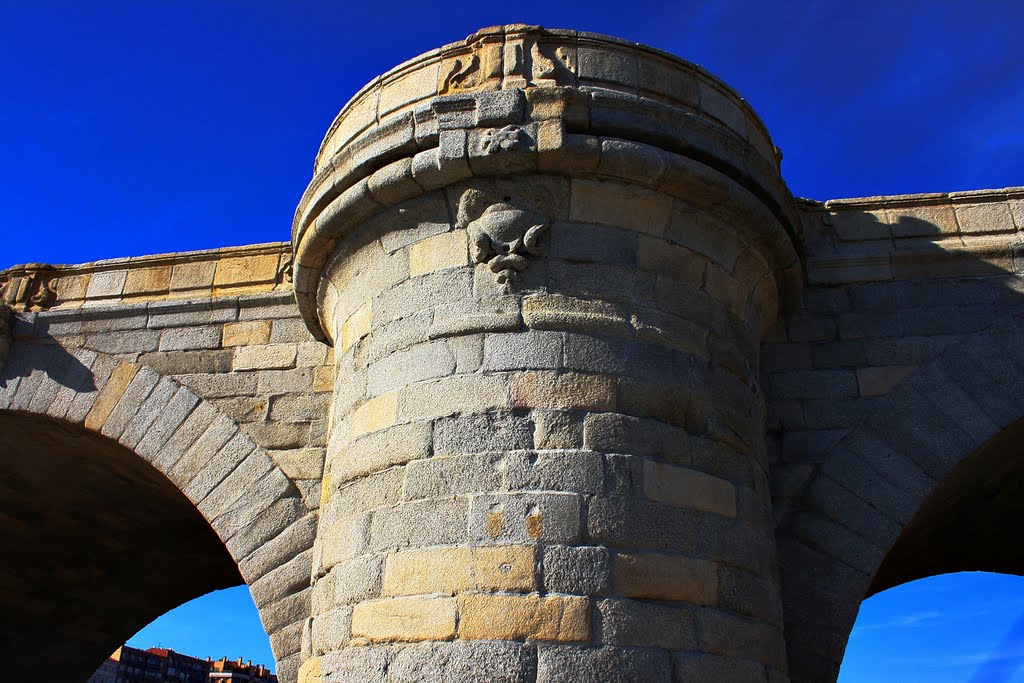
[4, 1, 1024, 678]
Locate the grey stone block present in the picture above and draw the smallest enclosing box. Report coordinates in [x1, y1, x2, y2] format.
[696, 609, 786, 670]
[672, 652, 767, 683]
[483, 330, 563, 371]
[367, 340, 456, 397]
[330, 554, 384, 606]
[311, 605, 353, 655]
[139, 349, 234, 375]
[403, 453, 503, 500]
[268, 392, 330, 422]
[537, 645, 671, 683]
[542, 545, 611, 596]
[175, 371, 258, 398]
[433, 411, 534, 456]
[367, 497, 468, 552]
[587, 495, 699, 553]
[251, 548, 314, 606]
[597, 599, 697, 649]
[85, 329, 160, 355]
[236, 508, 317, 582]
[158, 325, 222, 351]
[469, 491, 581, 544]
[388, 641, 538, 683]
[505, 450, 603, 494]
[321, 647, 388, 683]
[331, 466, 404, 516]
[583, 413, 692, 465]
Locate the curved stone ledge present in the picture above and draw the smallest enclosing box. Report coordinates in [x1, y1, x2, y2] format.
[292, 26, 801, 344]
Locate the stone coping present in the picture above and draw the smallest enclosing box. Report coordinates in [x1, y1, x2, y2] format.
[0, 242, 292, 313]
[312, 25, 780, 176]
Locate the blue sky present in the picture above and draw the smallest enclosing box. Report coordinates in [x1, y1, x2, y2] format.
[4, 0, 1024, 677]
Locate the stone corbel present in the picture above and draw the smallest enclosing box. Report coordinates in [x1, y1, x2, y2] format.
[457, 187, 549, 288]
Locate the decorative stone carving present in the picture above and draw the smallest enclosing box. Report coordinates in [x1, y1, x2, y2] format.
[0, 305, 10, 371]
[0, 264, 58, 311]
[458, 189, 548, 287]
[479, 125, 527, 155]
[440, 26, 575, 94]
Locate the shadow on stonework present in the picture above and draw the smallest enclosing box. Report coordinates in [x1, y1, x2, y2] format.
[773, 199, 1024, 682]
[0, 315, 96, 392]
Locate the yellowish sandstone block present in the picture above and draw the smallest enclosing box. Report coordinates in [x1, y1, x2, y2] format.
[123, 265, 172, 296]
[383, 547, 472, 596]
[84, 363, 140, 431]
[341, 302, 371, 353]
[643, 461, 737, 518]
[457, 593, 590, 642]
[350, 391, 398, 438]
[471, 545, 537, 592]
[409, 230, 469, 277]
[222, 320, 272, 347]
[298, 657, 321, 683]
[351, 596, 457, 642]
[511, 371, 616, 411]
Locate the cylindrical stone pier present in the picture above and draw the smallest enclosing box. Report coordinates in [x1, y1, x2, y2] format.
[293, 25, 801, 683]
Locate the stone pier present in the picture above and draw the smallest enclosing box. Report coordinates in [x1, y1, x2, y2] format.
[293, 26, 800, 682]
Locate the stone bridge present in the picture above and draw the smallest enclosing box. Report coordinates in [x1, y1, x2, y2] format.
[2, 25, 1022, 683]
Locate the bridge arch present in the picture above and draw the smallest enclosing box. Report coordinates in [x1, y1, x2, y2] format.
[776, 315, 1024, 682]
[0, 341, 314, 682]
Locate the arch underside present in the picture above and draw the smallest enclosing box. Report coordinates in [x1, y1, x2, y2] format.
[869, 416, 1024, 596]
[0, 410, 243, 681]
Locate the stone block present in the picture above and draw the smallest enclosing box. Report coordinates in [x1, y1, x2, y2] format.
[351, 596, 457, 642]
[510, 371, 615, 412]
[311, 606, 352, 655]
[457, 593, 590, 642]
[223, 320, 271, 347]
[333, 421, 431, 485]
[234, 344, 298, 371]
[169, 260, 216, 293]
[549, 221, 638, 267]
[140, 350, 235, 377]
[85, 269, 127, 299]
[123, 265, 171, 296]
[672, 652, 767, 682]
[588, 496, 699, 553]
[433, 410, 534, 456]
[542, 545, 611, 596]
[386, 641, 538, 683]
[597, 599, 697, 649]
[330, 554, 385, 606]
[469, 491, 581, 544]
[613, 552, 718, 604]
[583, 413, 691, 463]
[471, 545, 537, 592]
[522, 293, 630, 337]
[483, 330, 563, 371]
[350, 391, 398, 438]
[319, 513, 369, 570]
[158, 325, 222, 351]
[696, 609, 786, 669]
[570, 179, 671, 237]
[537, 645, 671, 683]
[367, 340, 456, 397]
[383, 546, 473, 596]
[398, 374, 509, 421]
[367, 497, 468, 552]
[856, 365, 915, 397]
[643, 460, 736, 518]
[402, 453, 503, 500]
[533, 410, 583, 449]
[505, 450, 604, 494]
[329, 466, 403, 516]
[408, 230, 470, 277]
[268, 393, 330, 422]
[213, 253, 281, 293]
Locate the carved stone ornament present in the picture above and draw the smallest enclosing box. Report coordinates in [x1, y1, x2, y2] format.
[440, 26, 575, 94]
[458, 189, 548, 288]
[479, 125, 526, 155]
[0, 305, 10, 371]
[0, 264, 58, 312]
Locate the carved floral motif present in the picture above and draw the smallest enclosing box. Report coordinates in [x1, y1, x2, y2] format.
[0, 264, 58, 311]
[479, 125, 525, 155]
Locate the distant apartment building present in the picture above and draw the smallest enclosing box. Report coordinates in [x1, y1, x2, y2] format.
[86, 646, 276, 683]
[209, 656, 278, 683]
[87, 645, 209, 683]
